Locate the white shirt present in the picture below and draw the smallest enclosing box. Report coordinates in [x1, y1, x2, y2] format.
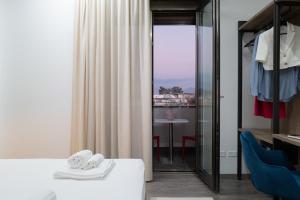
[255, 22, 300, 70]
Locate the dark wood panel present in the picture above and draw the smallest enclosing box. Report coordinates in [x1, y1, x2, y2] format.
[151, 0, 204, 11]
[281, 94, 300, 136]
[277, 0, 300, 5]
[153, 11, 196, 25]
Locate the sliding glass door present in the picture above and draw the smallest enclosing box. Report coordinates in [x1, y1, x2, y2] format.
[196, 0, 220, 192]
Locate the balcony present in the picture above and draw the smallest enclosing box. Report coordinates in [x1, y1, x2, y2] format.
[153, 106, 196, 171]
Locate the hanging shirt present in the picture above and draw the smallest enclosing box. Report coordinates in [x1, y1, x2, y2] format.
[250, 34, 300, 102]
[297, 67, 300, 90]
[298, 76, 300, 91]
[255, 22, 300, 70]
[254, 97, 286, 119]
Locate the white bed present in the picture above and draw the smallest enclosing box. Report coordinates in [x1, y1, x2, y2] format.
[0, 159, 145, 200]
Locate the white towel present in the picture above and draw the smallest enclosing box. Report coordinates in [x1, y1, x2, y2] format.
[54, 159, 115, 180]
[82, 154, 105, 170]
[27, 190, 56, 200]
[67, 150, 93, 169]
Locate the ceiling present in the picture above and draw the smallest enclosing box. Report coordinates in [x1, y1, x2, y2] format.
[150, 0, 204, 11]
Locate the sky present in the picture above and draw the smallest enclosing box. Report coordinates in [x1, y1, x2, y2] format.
[153, 25, 196, 81]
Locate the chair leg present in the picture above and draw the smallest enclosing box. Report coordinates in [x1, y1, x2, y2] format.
[157, 137, 160, 161]
[182, 137, 186, 161]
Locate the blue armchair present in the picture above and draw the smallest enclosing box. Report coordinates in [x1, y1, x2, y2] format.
[243, 131, 294, 170]
[240, 131, 300, 200]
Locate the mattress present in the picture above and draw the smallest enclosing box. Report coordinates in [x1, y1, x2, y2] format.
[0, 159, 145, 200]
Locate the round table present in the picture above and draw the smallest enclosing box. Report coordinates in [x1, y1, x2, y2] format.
[154, 118, 189, 164]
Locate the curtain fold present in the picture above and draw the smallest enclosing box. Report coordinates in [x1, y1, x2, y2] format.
[71, 0, 152, 181]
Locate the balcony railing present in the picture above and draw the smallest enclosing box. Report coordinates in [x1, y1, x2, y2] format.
[153, 107, 196, 148]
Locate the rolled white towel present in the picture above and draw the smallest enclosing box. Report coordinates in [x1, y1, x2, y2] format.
[82, 154, 105, 170]
[54, 159, 115, 180]
[27, 190, 56, 200]
[67, 150, 93, 169]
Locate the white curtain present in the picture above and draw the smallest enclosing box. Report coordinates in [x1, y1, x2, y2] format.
[71, 0, 152, 181]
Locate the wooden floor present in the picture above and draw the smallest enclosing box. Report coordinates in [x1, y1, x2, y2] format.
[146, 172, 272, 200]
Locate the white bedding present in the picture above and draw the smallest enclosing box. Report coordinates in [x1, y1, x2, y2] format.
[0, 159, 145, 200]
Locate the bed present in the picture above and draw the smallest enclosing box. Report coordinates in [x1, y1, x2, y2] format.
[0, 159, 145, 200]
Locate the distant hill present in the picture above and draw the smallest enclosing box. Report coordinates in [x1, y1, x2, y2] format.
[153, 78, 212, 94]
[153, 78, 195, 94]
[184, 87, 195, 93]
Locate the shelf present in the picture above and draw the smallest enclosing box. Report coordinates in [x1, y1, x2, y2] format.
[239, 128, 273, 145]
[239, 2, 274, 32]
[239, 128, 300, 147]
[239, 0, 300, 32]
[273, 134, 300, 147]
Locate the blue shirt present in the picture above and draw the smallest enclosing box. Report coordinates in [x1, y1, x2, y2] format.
[250, 35, 300, 102]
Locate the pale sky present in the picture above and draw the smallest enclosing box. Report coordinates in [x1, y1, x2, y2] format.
[153, 25, 196, 80]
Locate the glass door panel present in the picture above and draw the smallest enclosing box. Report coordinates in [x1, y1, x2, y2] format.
[196, 0, 220, 192]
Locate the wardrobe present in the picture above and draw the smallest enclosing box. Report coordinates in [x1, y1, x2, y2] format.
[237, 0, 300, 179]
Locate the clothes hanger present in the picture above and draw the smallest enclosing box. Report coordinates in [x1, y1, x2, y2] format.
[244, 38, 255, 48]
[244, 19, 288, 48]
[280, 15, 288, 35]
[244, 31, 264, 48]
[244, 22, 274, 48]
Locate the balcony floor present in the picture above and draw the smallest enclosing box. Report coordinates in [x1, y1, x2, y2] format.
[153, 147, 195, 172]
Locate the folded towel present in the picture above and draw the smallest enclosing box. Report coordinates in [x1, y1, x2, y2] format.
[27, 190, 56, 200]
[67, 150, 93, 169]
[54, 159, 115, 180]
[82, 154, 105, 170]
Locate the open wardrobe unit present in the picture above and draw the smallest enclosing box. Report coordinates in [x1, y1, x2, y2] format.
[237, 0, 300, 180]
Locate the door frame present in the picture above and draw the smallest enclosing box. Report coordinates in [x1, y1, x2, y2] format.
[150, 0, 220, 190]
[151, 11, 197, 172]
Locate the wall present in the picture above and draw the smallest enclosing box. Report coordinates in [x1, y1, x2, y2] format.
[0, 1, 4, 98]
[220, 0, 272, 174]
[0, 0, 75, 158]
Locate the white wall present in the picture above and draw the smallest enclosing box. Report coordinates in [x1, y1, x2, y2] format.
[0, 1, 3, 66]
[0, 0, 75, 158]
[220, 0, 272, 174]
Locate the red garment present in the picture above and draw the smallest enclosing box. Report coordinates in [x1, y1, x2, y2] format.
[254, 97, 286, 119]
